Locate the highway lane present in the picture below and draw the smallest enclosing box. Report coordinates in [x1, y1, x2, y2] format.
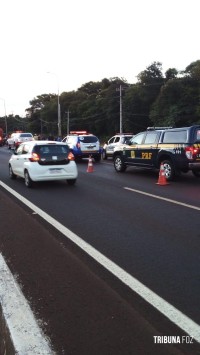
[0, 146, 200, 352]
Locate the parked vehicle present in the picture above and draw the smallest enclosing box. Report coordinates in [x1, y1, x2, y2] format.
[62, 131, 101, 162]
[0, 128, 3, 147]
[102, 133, 133, 159]
[113, 125, 200, 181]
[9, 140, 78, 188]
[7, 132, 34, 149]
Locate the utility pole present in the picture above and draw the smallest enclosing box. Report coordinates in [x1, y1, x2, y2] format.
[67, 109, 70, 135]
[119, 85, 123, 134]
[58, 93, 61, 137]
[0, 98, 7, 135]
[116, 85, 123, 134]
[65, 110, 70, 135]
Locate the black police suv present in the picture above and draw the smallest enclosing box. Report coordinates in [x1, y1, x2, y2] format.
[113, 125, 200, 181]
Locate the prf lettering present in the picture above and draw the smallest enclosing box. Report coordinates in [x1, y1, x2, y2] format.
[142, 152, 152, 159]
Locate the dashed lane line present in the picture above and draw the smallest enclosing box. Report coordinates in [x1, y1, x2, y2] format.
[124, 186, 200, 211]
[1, 181, 200, 344]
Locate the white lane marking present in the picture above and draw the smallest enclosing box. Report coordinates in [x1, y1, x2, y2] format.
[1, 180, 200, 343]
[124, 187, 200, 211]
[0, 254, 53, 354]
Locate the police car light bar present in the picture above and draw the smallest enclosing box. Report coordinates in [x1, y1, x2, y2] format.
[69, 131, 88, 135]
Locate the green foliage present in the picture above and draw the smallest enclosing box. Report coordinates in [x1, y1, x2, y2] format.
[184, 60, 200, 80]
[150, 74, 200, 127]
[2, 60, 200, 138]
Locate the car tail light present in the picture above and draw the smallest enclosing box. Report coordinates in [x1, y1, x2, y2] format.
[68, 152, 75, 161]
[29, 153, 40, 162]
[185, 146, 199, 159]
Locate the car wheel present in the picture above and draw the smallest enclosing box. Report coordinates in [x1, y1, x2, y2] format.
[192, 170, 200, 177]
[9, 164, 17, 179]
[24, 170, 33, 188]
[102, 150, 107, 160]
[114, 155, 126, 172]
[162, 160, 175, 181]
[67, 179, 76, 185]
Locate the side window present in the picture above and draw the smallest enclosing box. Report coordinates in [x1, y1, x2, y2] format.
[130, 133, 145, 145]
[22, 144, 30, 154]
[114, 137, 120, 143]
[144, 132, 159, 144]
[108, 137, 115, 144]
[196, 129, 200, 141]
[16, 145, 23, 155]
[163, 130, 187, 143]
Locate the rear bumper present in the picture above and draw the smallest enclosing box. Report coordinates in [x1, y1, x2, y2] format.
[27, 162, 78, 181]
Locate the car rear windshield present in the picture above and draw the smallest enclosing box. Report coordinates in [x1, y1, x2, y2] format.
[34, 144, 69, 156]
[20, 133, 33, 137]
[79, 135, 98, 143]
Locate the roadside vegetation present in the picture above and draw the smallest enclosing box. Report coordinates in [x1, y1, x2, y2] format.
[1, 60, 200, 141]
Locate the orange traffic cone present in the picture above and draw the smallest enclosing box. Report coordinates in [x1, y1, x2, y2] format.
[87, 156, 94, 173]
[156, 163, 169, 185]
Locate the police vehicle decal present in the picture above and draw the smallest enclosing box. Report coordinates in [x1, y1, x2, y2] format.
[141, 152, 153, 159]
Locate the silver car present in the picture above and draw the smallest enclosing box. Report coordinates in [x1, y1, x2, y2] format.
[102, 134, 133, 159]
[7, 132, 34, 149]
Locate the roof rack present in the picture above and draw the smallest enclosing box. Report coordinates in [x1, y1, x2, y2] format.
[147, 127, 173, 131]
[115, 132, 133, 135]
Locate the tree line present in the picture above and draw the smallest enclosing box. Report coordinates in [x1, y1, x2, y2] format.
[1, 60, 200, 141]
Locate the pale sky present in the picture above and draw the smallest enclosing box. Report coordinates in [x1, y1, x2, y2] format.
[0, 0, 199, 117]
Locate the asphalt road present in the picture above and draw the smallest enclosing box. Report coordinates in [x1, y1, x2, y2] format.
[0, 146, 200, 354]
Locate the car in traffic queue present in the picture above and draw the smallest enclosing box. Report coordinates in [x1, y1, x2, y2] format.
[62, 131, 102, 162]
[9, 140, 78, 188]
[7, 132, 34, 149]
[113, 125, 200, 181]
[0, 128, 4, 146]
[102, 133, 133, 159]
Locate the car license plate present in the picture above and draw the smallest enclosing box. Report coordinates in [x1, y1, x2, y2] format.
[84, 150, 98, 153]
[49, 168, 62, 174]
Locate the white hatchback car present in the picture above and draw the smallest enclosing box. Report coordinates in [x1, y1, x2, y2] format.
[9, 141, 78, 187]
